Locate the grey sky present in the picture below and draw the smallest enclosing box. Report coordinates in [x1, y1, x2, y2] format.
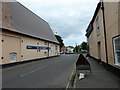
[17, 0, 99, 46]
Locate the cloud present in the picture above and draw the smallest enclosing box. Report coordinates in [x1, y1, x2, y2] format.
[18, 0, 99, 46]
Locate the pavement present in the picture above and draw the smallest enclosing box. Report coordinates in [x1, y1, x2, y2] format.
[74, 56, 120, 88]
[2, 54, 79, 88]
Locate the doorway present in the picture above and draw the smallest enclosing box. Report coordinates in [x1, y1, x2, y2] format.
[97, 42, 101, 61]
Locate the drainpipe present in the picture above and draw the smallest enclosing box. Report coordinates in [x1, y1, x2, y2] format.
[101, 1, 109, 71]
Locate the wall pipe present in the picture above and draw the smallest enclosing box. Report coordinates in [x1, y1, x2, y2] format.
[101, 0, 109, 71]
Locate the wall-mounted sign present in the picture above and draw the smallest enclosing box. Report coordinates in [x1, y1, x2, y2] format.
[26, 46, 51, 50]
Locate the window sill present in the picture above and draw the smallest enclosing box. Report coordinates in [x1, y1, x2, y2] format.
[114, 64, 120, 67]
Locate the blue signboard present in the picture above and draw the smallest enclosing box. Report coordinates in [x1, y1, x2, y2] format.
[26, 46, 51, 50]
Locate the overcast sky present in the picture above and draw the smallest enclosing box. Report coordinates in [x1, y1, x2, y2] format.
[17, 0, 99, 47]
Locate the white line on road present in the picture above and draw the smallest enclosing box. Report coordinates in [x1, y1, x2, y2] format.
[20, 66, 46, 77]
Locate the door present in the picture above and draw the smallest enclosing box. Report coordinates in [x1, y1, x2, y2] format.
[97, 42, 101, 61]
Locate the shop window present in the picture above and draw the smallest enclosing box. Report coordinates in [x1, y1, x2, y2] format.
[113, 36, 120, 66]
[96, 17, 100, 36]
[9, 52, 17, 62]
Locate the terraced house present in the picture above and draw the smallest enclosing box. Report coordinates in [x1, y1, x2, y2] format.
[0, 1, 60, 65]
[86, 1, 120, 76]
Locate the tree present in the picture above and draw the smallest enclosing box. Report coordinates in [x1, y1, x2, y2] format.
[55, 35, 64, 48]
[74, 45, 81, 52]
[80, 42, 87, 50]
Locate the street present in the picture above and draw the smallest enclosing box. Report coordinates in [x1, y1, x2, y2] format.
[2, 54, 79, 88]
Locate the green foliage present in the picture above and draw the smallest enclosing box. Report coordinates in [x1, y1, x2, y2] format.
[55, 35, 64, 48]
[80, 42, 87, 50]
[74, 45, 81, 52]
[74, 52, 88, 54]
[74, 42, 88, 52]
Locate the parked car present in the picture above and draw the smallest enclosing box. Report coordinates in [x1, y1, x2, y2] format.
[65, 51, 74, 54]
[60, 52, 65, 54]
[80, 50, 87, 53]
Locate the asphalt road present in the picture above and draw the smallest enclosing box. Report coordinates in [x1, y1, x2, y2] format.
[2, 54, 79, 88]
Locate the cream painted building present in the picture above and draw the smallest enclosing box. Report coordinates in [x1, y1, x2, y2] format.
[0, 2, 60, 65]
[86, 1, 120, 75]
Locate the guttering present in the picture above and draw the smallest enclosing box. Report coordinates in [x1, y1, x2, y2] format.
[85, 23, 93, 38]
[86, 2, 101, 37]
[101, 1, 109, 71]
[1, 27, 60, 45]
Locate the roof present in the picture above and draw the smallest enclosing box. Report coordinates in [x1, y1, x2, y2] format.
[86, 2, 101, 38]
[67, 46, 74, 48]
[1, 2, 59, 44]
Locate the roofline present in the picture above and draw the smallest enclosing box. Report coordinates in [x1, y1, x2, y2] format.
[91, 2, 101, 24]
[85, 23, 93, 37]
[1, 27, 60, 45]
[86, 2, 101, 37]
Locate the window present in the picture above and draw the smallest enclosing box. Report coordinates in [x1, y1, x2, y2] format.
[96, 17, 100, 36]
[55, 46, 57, 50]
[113, 36, 120, 66]
[44, 42, 47, 45]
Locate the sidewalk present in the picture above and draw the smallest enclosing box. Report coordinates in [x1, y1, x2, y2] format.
[75, 56, 120, 88]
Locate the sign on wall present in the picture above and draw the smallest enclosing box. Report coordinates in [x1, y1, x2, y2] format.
[26, 46, 51, 50]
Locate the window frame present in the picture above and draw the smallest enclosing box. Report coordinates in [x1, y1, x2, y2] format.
[113, 36, 120, 66]
[96, 17, 100, 36]
[44, 42, 48, 45]
[55, 45, 57, 50]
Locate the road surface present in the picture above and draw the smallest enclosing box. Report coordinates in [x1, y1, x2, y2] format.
[2, 54, 79, 88]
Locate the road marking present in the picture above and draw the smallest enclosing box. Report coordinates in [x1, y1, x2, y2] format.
[66, 65, 76, 89]
[20, 66, 46, 77]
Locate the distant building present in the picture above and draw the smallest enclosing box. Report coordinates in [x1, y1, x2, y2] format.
[66, 46, 74, 53]
[86, 1, 120, 75]
[61, 46, 67, 53]
[61, 46, 74, 53]
[0, 2, 60, 65]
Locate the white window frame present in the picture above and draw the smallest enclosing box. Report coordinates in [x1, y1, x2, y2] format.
[113, 36, 120, 66]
